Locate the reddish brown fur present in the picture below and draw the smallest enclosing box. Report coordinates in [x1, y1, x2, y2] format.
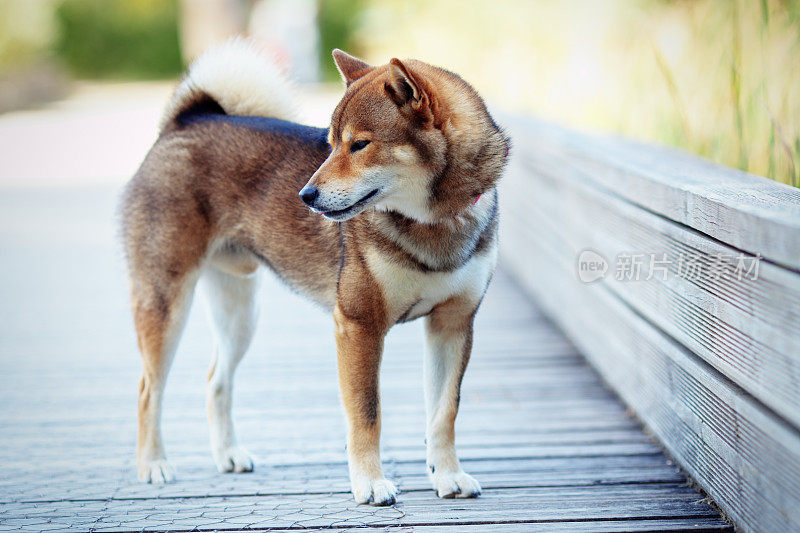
[122, 48, 508, 503]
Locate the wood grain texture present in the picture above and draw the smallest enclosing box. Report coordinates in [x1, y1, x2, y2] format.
[505, 143, 800, 427]
[499, 115, 800, 533]
[501, 114, 800, 270]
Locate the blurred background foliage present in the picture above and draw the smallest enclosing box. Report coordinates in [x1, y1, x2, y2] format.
[353, 0, 800, 187]
[54, 0, 183, 79]
[0, 0, 797, 186]
[0, 1, 57, 73]
[318, 0, 366, 81]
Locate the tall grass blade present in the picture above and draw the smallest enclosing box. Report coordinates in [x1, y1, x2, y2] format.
[731, 0, 748, 170]
[652, 44, 692, 143]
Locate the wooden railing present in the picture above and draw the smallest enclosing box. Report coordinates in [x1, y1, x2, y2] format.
[498, 115, 800, 533]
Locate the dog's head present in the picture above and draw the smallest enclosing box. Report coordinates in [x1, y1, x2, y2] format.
[300, 50, 509, 222]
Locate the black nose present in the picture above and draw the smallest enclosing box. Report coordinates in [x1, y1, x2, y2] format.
[299, 185, 319, 207]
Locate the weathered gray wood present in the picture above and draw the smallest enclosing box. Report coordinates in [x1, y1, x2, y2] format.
[499, 118, 800, 533]
[8, 456, 684, 503]
[0, 486, 723, 531]
[504, 147, 800, 428]
[349, 521, 733, 533]
[501, 114, 800, 270]
[507, 236, 800, 532]
[250, 520, 733, 533]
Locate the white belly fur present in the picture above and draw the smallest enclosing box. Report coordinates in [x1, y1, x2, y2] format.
[365, 240, 498, 323]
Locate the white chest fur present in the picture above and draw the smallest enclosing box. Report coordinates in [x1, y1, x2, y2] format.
[365, 240, 498, 323]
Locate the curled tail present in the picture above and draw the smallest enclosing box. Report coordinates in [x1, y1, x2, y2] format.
[160, 37, 296, 131]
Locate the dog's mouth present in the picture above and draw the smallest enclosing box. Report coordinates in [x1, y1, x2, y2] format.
[319, 188, 381, 221]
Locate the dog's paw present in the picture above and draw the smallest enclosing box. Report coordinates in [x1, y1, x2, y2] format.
[351, 477, 398, 506]
[138, 459, 176, 484]
[214, 446, 254, 473]
[431, 469, 481, 499]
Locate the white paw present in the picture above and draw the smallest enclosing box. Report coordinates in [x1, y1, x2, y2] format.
[138, 458, 176, 484]
[214, 445, 254, 473]
[351, 477, 399, 506]
[430, 469, 482, 499]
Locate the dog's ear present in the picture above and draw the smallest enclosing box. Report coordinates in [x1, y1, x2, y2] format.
[385, 58, 431, 120]
[332, 49, 373, 87]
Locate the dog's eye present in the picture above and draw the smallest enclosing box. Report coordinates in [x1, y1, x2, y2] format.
[350, 140, 371, 152]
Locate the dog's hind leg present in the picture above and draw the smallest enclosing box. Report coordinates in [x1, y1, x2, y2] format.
[134, 273, 198, 483]
[423, 297, 482, 499]
[199, 264, 259, 473]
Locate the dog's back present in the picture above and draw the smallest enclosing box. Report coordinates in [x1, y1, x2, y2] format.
[121, 39, 341, 312]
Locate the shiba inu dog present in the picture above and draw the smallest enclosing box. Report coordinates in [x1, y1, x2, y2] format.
[121, 38, 509, 505]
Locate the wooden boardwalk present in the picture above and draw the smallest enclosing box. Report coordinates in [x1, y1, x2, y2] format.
[0, 185, 731, 531]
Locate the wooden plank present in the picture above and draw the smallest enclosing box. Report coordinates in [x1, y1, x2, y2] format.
[503, 147, 800, 428]
[0, 485, 722, 531]
[393, 520, 733, 532]
[499, 204, 800, 532]
[13, 469, 687, 504]
[181, 519, 733, 532]
[8, 455, 684, 503]
[501, 114, 800, 270]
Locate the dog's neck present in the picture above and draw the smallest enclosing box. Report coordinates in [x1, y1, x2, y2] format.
[365, 188, 498, 272]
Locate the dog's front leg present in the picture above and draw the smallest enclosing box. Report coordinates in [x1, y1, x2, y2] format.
[424, 297, 482, 498]
[333, 305, 397, 506]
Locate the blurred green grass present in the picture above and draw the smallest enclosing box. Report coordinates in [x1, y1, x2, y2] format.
[54, 0, 182, 79]
[318, 0, 366, 81]
[0, 0, 182, 80]
[0, 0, 58, 73]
